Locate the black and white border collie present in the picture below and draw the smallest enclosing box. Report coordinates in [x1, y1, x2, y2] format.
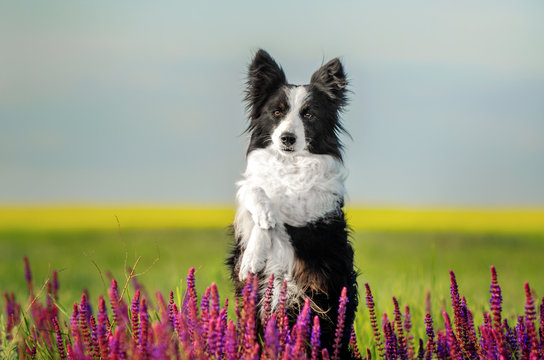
[228, 49, 358, 357]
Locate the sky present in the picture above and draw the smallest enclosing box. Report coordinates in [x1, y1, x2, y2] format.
[1, 1, 543, 206]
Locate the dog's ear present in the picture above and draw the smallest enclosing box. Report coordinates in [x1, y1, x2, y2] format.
[245, 49, 286, 119]
[310, 58, 348, 109]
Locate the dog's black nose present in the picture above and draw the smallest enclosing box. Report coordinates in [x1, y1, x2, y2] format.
[280, 132, 296, 146]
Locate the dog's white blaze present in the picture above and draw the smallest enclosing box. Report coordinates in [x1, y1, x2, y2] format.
[271, 86, 308, 153]
[235, 147, 346, 310]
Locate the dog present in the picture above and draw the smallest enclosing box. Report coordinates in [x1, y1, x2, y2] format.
[227, 49, 358, 358]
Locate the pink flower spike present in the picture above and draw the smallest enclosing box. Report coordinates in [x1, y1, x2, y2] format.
[311, 315, 321, 360]
[332, 287, 348, 360]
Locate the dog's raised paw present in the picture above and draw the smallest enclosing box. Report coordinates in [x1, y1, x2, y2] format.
[252, 205, 276, 229]
[238, 252, 266, 281]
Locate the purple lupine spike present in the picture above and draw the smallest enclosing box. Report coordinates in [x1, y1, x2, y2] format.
[207, 317, 218, 356]
[167, 290, 177, 330]
[23, 256, 33, 297]
[4, 292, 20, 341]
[66, 344, 74, 359]
[443, 311, 462, 360]
[109, 279, 122, 326]
[175, 312, 192, 357]
[393, 297, 408, 360]
[436, 331, 448, 360]
[52, 318, 67, 360]
[70, 302, 80, 341]
[200, 286, 211, 342]
[460, 296, 479, 359]
[262, 273, 275, 329]
[489, 266, 503, 330]
[322, 347, 330, 360]
[539, 297, 544, 356]
[364, 283, 384, 358]
[214, 310, 227, 358]
[383, 317, 397, 360]
[416, 338, 424, 360]
[97, 296, 110, 360]
[332, 287, 349, 360]
[151, 322, 170, 359]
[183, 267, 198, 309]
[450, 270, 473, 359]
[242, 274, 258, 357]
[425, 312, 435, 360]
[292, 297, 312, 358]
[111, 324, 128, 360]
[524, 282, 539, 356]
[310, 315, 321, 360]
[349, 325, 361, 360]
[503, 318, 519, 359]
[130, 289, 141, 347]
[89, 315, 101, 359]
[517, 315, 530, 360]
[225, 319, 238, 360]
[139, 297, 150, 359]
[183, 268, 201, 346]
[277, 279, 288, 328]
[78, 293, 92, 353]
[263, 313, 281, 360]
[403, 305, 414, 358]
[210, 282, 220, 319]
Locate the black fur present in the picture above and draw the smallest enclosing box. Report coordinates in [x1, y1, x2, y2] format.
[228, 49, 359, 358]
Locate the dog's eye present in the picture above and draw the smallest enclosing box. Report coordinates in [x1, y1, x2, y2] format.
[304, 112, 313, 120]
[273, 110, 282, 117]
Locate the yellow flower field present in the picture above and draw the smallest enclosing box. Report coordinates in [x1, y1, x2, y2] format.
[1, 206, 543, 233]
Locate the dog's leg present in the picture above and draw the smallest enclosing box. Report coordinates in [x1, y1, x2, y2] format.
[236, 186, 277, 280]
[239, 225, 272, 281]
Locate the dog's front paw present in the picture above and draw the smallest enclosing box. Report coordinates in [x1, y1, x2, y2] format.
[239, 250, 266, 281]
[238, 226, 271, 281]
[252, 204, 277, 230]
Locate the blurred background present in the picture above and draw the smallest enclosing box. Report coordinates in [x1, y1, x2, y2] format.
[1, 1, 543, 334]
[2, 1, 543, 206]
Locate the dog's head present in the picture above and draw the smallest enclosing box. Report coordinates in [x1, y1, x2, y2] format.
[244, 49, 349, 160]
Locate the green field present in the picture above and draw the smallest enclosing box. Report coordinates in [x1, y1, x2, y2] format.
[2, 220, 543, 345]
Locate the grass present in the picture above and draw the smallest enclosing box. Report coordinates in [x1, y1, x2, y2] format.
[1, 206, 543, 350]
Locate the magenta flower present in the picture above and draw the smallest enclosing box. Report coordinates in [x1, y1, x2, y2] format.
[310, 315, 321, 360]
[52, 318, 67, 360]
[332, 287, 348, 360]
[364, 283, 384, 358]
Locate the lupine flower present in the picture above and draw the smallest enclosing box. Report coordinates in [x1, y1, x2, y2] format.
[139, 297, 150, 359]
[332, 287, 349, 360]
[292, 297, 311, 358]
[7, 258, 544, 360]
[424, 312, 435, 360]
[490, 266, 503, 330]
[403, 305, 414, 358]
[392, 297, 408, 360]
[23, 256, 33, 297]
[349, 325, 362, 360]
[97, 295, 110, 359]
[52, 318, 67, 360]
[310, 315, 321, 360]
[78, 293, 92, 352]
[364, 283, 385, 358]
[262, 273, 275, 329]
[263, 313, 281, 360]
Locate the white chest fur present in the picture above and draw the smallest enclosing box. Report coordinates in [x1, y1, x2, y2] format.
[237, 148, 346, 226]
[234, 148, 346, 306]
